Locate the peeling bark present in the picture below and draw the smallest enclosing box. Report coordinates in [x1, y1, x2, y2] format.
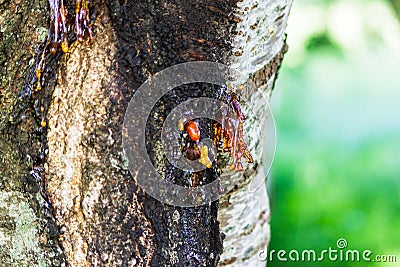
[0, 0, 291, 266]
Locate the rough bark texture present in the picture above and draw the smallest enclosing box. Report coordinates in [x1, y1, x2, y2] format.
[0, 0, 291, 266]
[0, 0, 65, 265]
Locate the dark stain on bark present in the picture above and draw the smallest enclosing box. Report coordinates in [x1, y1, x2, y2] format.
[106, 0, 237, 266]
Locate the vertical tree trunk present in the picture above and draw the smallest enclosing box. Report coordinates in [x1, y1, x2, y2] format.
[0, 0, 291, 266]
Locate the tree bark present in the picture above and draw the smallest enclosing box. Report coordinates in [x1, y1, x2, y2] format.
[0, 0, 291, 266]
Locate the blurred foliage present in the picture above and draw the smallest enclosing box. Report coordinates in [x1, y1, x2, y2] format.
[267, 0, 400, 266]
[388, 0, 400, 20]
[305, 32, 342, 55]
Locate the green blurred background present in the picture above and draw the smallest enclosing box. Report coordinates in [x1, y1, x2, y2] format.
[268, 0, 400, 266]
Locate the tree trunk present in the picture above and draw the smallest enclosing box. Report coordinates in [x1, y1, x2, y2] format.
[0, 0, 291, 266]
